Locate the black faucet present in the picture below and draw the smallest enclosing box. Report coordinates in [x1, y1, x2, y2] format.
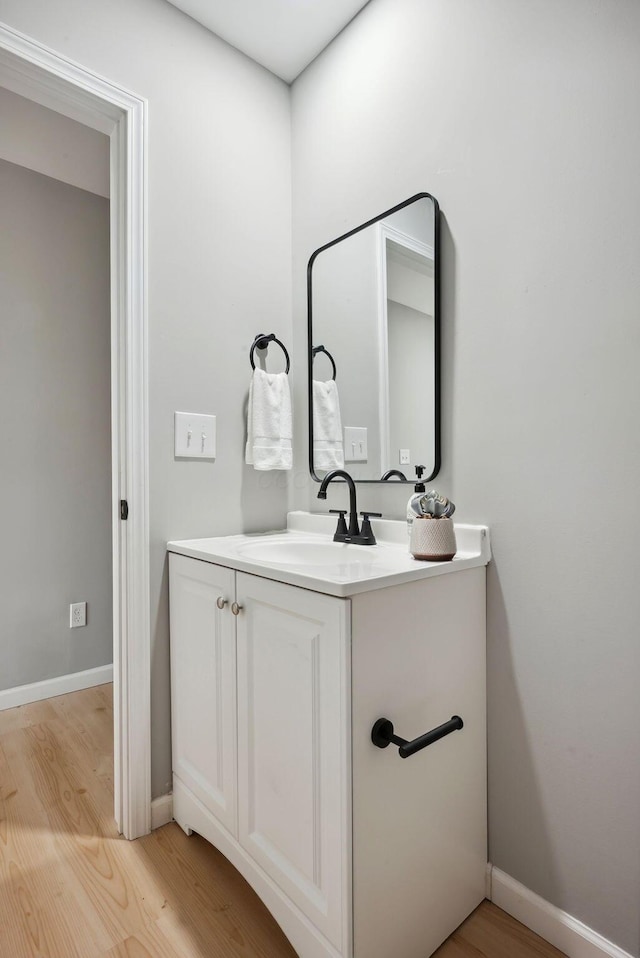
[317, 469, 381, 545]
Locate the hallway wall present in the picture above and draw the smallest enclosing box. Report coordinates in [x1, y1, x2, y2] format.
[0, 159, 112, 690]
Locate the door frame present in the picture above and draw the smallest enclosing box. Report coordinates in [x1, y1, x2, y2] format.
[0, 22, 151, 839]
[376, 222, 435, 473]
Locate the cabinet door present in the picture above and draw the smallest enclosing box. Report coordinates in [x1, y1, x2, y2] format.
[235, 573, 351, 954]
[169, 554, 237, 835]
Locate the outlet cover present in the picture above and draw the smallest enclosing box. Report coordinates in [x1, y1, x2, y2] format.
[70, 602, 87, 628]
[175, 412, 216, 459]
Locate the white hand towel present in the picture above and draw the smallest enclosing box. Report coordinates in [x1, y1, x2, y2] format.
[313, 379, 344, 470]
[246, 368, 292, 470]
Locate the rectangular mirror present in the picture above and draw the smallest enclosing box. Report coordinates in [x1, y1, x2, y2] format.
[307, 193, 440, 483]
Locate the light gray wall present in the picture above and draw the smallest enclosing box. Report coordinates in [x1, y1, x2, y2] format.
[0, 0, 292, 798]
[291, 0, 640, 953]
[387, 300, 433, 469]
[312, 227, 381, 477]
[0, 159, 112, 689]
[384, 200, 434, 247]
[0, 86, 110, 197]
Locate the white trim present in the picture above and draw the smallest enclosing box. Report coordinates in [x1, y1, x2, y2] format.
[0, 665, 114, 711]
[151, 794, 174, 830]
[375, 224, 391, 472]
[375, 222, 435, 472]
[379, 221, 434, 263]
[0, 22, 150, 840]
[485, 861, 493, 899]
[489, 867, 634, 958]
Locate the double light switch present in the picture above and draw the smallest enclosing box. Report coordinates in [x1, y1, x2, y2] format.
[175, 412, 216, 459]
[344, 426, 368, 462]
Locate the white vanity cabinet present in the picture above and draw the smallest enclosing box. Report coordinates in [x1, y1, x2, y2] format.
[168, 522, 488, 958]
[169, 554, 351, 954]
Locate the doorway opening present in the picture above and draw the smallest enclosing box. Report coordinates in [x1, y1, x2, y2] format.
[0, 21, 150, 839]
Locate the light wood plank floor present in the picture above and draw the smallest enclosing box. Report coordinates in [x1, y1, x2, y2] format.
[0, 684, 567, 958]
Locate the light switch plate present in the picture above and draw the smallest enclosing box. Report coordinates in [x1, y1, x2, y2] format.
[344, 426, 368, 462]
[175, 412, 216, 459]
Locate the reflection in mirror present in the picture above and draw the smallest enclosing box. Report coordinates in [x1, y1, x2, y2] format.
[308, 194, 439, 482]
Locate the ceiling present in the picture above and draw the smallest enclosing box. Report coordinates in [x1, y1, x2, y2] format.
[165, 0, 371, 83]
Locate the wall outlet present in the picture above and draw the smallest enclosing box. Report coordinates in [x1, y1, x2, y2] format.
[70, 602, 87, 628]
[399, 449, 411, 465]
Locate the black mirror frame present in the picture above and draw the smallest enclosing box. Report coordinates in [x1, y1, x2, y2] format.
[307, 192, 441, 484]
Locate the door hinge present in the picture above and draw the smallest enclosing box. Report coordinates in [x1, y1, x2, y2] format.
[120, 499, 129, 520]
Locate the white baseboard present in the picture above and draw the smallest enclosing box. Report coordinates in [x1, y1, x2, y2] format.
[0, 664, 114, 711]
[485, 862, 493, 899]
[489, 866, 634, 958]
[151, 793, 173, 830]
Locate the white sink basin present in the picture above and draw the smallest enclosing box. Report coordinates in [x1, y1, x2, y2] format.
[236, 536, 385, 567]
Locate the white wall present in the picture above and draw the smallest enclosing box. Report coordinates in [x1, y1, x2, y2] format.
[0, 0, 292, 799]
[0, 86, 109, 196]
[312, 227, 381, 477]
[291, 0, 640, 953]
[0, 159, 112, 689]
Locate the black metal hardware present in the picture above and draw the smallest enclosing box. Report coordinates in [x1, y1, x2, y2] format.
[319, 471, 381, 545]
[371, 715, 463, 759]
[307, 192, 441, 485]
[250, 333, 290, 374]
[312, 344, 337, 381]
[318, 469, 360, 540]
[120, 500, 129, 520]
[381, 469, 407, 481]
[329, 509, 348, 539]
[358, 511, 382, 545]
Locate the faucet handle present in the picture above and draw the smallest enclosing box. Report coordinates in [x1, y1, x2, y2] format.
[355, 511, 380, 545]
[329, 509, 348, 540]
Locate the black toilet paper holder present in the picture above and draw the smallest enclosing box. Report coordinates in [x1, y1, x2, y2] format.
[371, 715, 463, 758]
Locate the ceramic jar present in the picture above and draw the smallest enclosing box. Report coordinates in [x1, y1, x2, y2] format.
[409, 516, 457, 561]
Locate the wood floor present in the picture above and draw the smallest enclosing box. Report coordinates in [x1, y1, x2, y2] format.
[0, 684, 567, 958]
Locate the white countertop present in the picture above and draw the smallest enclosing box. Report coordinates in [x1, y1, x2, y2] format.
[167, 511, 491, 597]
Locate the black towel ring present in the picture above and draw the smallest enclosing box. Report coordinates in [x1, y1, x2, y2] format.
[250, 333, 290, 374]
[312, 344, 337, 381]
